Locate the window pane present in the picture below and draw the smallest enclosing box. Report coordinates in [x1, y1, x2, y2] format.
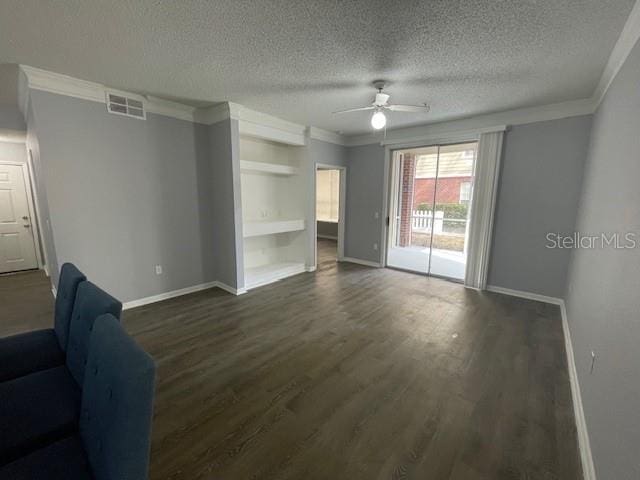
[316, 169, 339, 222]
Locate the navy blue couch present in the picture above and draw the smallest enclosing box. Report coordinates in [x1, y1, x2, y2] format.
[0, 280, 122, 466]
[0, 263, 86, 382]
[0, 314, 156, 480]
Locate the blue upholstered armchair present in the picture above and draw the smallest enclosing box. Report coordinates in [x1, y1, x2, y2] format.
[0, 314, 156, 480]
[0, 263, 86, 382]
[0, 278, 123, 468]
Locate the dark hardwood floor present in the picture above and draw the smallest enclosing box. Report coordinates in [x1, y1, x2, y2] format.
[1, 242, 582, 480]
[0, 269, 53, 337]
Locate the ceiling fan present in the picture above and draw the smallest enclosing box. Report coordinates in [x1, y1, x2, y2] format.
[333, 81, 430, 130]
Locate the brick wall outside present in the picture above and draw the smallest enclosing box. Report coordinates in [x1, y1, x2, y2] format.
[413, 176, 472, 207]
[399, 154, 416, 247]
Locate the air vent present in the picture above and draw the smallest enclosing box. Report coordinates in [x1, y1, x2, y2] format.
[106, 91, 146, 119]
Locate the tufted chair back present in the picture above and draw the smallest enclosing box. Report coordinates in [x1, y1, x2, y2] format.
[80, 314, 156, 480]
[53, 263, 86, 351]
[66, 282, 122, 386]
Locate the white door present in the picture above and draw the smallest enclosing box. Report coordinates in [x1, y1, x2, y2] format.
[0, 164, 38, 273]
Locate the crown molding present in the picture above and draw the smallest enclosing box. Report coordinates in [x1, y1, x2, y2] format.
[344, 98, 596, 146]
[234, 104, 307, 145]
[308, 126, 347, 146]
[235, 104, 306, 135]
[593, 0, 640, 108]
[195, 102, 233, 125]
[19, 65, 199, 123]
[239, 120, 306, 146]
[20, 65, 104, 103]
[380, 125, 507, 148]
[145, 95, 197, 123]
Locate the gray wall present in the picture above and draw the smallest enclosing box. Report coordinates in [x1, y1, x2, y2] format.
[29, 89, 212, 302]
[344, 143, 386, 263]
[204, 118, 242, 289]
[565, 39, 640, 480]
[0, 106, 25, 131]
[308, 137, 347, 169]
[26, 101, 59, 279]
[317, 221, 338, 238]
[344, 117, 592, 280]
[488, 115, 592, 297]
[0, 64, 25, 131]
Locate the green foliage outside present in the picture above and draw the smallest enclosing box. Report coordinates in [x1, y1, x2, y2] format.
[415, 202, 468, 219]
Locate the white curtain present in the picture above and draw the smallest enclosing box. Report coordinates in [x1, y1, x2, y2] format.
[465, 130, 504, 289]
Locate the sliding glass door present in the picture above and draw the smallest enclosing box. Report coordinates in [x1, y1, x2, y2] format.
[387, 142, 478, 281]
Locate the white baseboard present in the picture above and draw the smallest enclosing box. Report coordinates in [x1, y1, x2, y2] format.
[305, 265, 317, 272]
[213, 280, 246, 296]
[340, 256, 382, 268]
[487, 285, 596, 479]
[123, 280, 244, 310]
[561, 301, 597, 480]
[51, 285, 57, 298]
[317, 234, 338, 240]
[486, 285, 563, 305]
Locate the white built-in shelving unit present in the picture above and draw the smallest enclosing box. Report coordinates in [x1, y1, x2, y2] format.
[239, 134, 309, 290]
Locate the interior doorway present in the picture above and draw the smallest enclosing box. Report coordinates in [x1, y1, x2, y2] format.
[314, 164, 345, 269]
[386, 142, 478, 281]
[0, 162, 39, 274]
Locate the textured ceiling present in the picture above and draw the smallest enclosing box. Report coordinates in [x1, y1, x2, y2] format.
[0, 0, 634, 134]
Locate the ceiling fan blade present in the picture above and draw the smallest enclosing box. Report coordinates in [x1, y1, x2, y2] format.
[386, 104, 431, 113]
[332, 106, 375, 114]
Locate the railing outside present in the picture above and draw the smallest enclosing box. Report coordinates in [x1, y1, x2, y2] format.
[412, 210, 466, 235]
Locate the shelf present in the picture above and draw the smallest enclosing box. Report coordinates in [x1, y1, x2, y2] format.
[240, 160, 298, 176]
[243, 219, 305, 238]
[245, 262, 307, 290]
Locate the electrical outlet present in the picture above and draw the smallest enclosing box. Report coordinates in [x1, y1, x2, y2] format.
[374, 211, 379, 219]
[373, 243, 378, 251]
[590, 350, 596, 374]
[155, 265, 163, 275]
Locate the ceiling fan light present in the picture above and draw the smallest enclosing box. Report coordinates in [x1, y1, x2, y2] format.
[371, 111, 387, 130]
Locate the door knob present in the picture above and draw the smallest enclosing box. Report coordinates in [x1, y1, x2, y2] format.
[22, 216, 29, 220]
[23, 224, 30, 228]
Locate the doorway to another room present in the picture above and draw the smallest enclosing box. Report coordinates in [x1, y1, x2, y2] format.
[386, 142, 478, 281]
[315, 165, 345, 269]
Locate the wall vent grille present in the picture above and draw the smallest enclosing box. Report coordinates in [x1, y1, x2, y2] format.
[106, 92, 146, 119]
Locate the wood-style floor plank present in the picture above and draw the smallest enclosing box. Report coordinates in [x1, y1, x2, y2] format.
[0, 240, 582, 480]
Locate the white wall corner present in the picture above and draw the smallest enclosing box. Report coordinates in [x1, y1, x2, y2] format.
[592, 0, 640, 108]
[213, 280, 247, 296]
[308, 126, 347, 146]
